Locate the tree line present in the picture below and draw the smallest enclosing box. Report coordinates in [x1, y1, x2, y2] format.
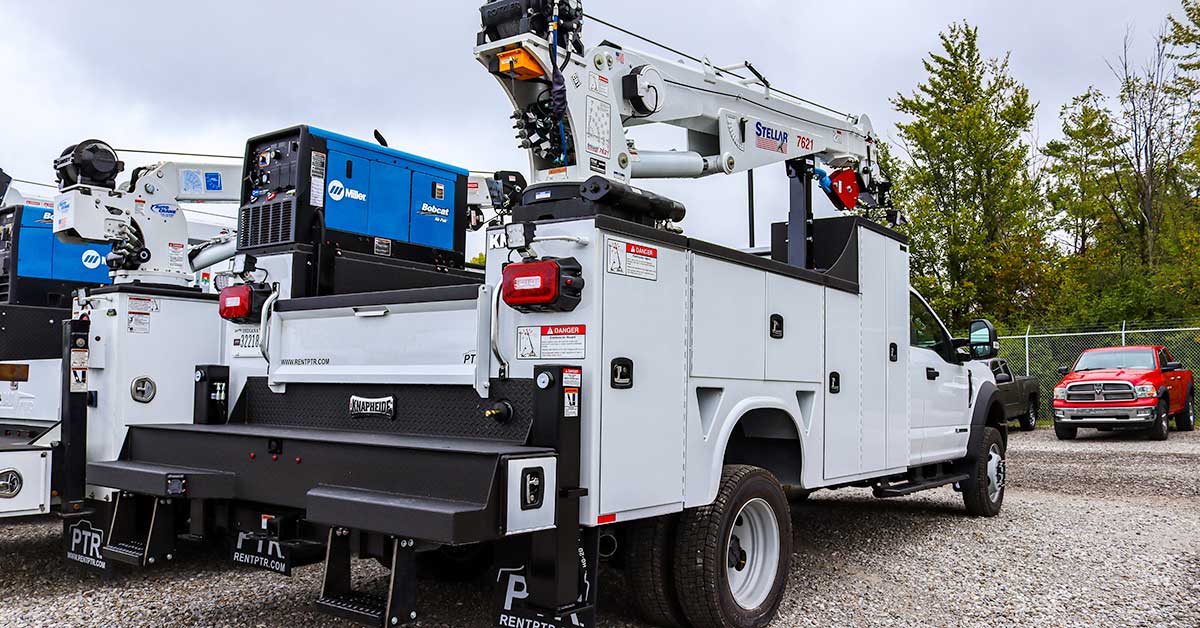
[890, 1, 1200, 333]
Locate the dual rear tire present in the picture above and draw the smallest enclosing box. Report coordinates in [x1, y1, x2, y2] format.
[626, 465, 792, 628]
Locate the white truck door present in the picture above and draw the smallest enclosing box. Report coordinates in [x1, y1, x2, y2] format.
[908, 293, 969, 465]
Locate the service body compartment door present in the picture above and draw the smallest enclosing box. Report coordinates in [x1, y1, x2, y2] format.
[858, 231, 888, 474]
[885, 239, 911, 470]
[599, 236, 687, 515]
[765, 275, 823, 383]
[0, 448, 51, 518]
[823, 288, 862, 480]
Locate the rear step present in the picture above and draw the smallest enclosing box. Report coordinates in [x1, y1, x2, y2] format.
[873, 473, 970, 498]
[316, 528, 416, 627]
[100, 492, 177, 567]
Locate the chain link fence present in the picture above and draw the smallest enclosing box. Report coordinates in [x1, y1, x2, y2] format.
[998, 320, 1200, 424]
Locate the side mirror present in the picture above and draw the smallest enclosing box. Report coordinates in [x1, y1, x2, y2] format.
[1058, 366, 1070, 376]
[1163, 361, 1183, 372]
[995, 372, 1013, 384]
[967, 319, 998, 361]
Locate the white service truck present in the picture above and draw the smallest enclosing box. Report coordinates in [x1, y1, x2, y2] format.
[79, 4, 1008, 628]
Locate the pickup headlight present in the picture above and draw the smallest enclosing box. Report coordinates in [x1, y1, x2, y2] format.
[1053, 387, 1068, 401]
[1135, 384, 1157, 399]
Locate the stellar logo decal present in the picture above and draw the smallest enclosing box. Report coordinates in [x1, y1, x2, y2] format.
[755, 122, 788, 154]
[81, 250, 104, 270]
[328, 179, 367, 203]
[0, 468, 21, 498]
[349, 395, 395, 420]
[67, 520, 107, 569]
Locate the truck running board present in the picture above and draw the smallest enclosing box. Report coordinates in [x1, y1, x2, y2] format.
[316, 528, 417, 627]
[100, 492, 177, 567]
[872, 473, 970, 498]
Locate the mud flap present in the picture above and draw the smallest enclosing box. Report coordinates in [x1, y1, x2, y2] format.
[62, 500, 114, 574]
[491, 527, 598, 628]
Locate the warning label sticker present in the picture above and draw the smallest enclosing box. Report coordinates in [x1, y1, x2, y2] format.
[564, 387, 580, 418]
[606, 239, 658, 281]
[127, 313, 150, 334]
[588, 72, 610, 97]
[562, 367, 582, 388]
[168, 242, 186, 272]
[70, 348, 88, 393]
[310, 151, 327, 208]
[516, 326, 586, 360]
[128, 296, 161, 313]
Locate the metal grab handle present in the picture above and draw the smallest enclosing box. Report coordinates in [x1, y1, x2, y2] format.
[926, 367, 940, 381]
[490, 280, 509, 379]
[259, 284, 281, 362]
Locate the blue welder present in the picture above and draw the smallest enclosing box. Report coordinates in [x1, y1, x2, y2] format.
[239, 126, 475, 296]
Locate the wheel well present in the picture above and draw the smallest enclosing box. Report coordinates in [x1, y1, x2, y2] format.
[723, 408, 803, 487]
[986, 400, 1008, 447]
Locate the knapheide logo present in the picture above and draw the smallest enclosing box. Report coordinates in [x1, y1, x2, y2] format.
[81, 250, 104, 270]
[328, 179, 366, 203]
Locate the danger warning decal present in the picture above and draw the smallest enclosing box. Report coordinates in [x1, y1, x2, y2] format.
[563, 367, 582, 418]
[606, 238, 658, 281]
[517, 326, 586, 360]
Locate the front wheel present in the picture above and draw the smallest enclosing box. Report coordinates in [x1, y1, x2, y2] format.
[963, 427, 1006, 517]
[674, 465, 791, 628]
[1148, 398, 1171, 441]
[1054, 423, 1077, 440]
[1175, 389, 1195, 432]
[1019, 399, 1038, 432]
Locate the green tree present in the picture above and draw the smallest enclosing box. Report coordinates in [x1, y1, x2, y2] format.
[891, 22, 1053, 330]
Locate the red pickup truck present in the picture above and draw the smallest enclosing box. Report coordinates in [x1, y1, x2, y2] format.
[1052, 345, 1195, 440]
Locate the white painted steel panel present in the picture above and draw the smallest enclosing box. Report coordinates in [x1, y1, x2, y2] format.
[690, 256, 765, 380]
[859, 231, 888, 474]
[599, 235, 687, 515]
[765, 274, 824, 383]
[0, 449, 51, 517]
[822, 288, 861, 480]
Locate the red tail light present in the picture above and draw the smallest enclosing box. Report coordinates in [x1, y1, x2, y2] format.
[502, 257, 584, 312]
[219, 283, 271, 324]
[219, 285, 253, 321]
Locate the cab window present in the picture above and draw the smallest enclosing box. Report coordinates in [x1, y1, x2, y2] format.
[910, 293, 953, 362]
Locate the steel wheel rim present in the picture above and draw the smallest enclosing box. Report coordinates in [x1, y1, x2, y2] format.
[986, 444, 1005, 503]
[725, 497, 780, 610]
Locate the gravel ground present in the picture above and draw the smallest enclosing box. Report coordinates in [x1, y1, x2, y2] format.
[2, 427, 1197, 627]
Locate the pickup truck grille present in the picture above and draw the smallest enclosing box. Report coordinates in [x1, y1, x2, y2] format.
[1065, 382, 1136, 402]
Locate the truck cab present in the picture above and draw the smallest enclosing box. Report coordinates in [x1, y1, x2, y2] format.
[1052, 345, 1196, 440]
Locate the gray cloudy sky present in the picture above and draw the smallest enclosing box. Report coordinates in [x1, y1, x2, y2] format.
[0, 0, 1186, 255]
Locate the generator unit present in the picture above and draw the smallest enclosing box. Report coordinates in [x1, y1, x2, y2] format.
[0, 198, 111, 309]
[238, 126, 471, 298]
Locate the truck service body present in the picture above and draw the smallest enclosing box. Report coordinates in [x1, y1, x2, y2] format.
[68, 4, 1009, 628]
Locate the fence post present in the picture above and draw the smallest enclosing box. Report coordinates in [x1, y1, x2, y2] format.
[1121, 321, 1127, 346]
[1024, 325, 1031, 377]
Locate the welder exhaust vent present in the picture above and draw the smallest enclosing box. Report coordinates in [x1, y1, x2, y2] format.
[238, 200, 294, 249]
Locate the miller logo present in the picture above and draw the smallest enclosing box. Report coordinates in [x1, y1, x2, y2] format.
[349, 395, 395, 420]
[328, 179, 367, 203]
[81, 249, 104, 270]
[0, 468, 22, 498]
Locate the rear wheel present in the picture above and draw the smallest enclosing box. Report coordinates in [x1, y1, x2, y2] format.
[963, 427, 1006, 517]
[674, 465, 791, 628]
[626, 516, 687, 627]
[1019, 399, 1038, 432]
[1148, 398, 1171, 441]
[1054, 423, 1077, 440]
[1175, 388, 1195, 432]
